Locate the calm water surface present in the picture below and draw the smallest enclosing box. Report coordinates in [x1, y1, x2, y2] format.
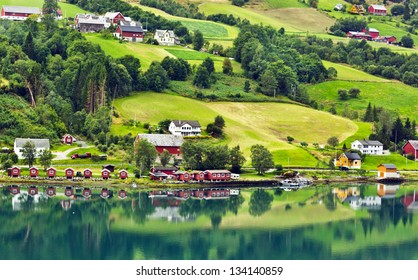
[1, 183, 418, 260]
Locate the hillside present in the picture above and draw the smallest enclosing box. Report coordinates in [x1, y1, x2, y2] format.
[0, 0, 88, 18]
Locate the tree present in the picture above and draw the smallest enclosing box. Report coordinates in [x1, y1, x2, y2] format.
[214, 115, 225, 129]
[159, 150, 172, 167]
[158, 119, 171, 132]
[363, 102, 374, 122]
[244, 80, 251, 92]
[14, 59, 41, 107]
[401, 35, 414, 48]
[222, 58, 233, 75]
[22, 141, 36, 167]
[144, 62, 169, 92]
[287, 136, 294, 143]
[391, 4, 405, 16]
[116, 55, 141, 90]
[201, 57, 215, 75]
[327, 136, 339, 148]
[249, 189, 274, 216]
[349, 87, 360, 98]
[193, 65, 210, 88]
[250, 144, 274, 175]
[230, 145, 246, 173]
[38, 149, 53, 171]
[192, 30, 204, 51]
[43, 0, 59, 16]
[338, 89, 348, 100]
[135, 139, 158, 176]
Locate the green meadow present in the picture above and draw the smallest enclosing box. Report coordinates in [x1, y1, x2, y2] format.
[322, 61, 390, 82]
[307, 81, 418, 120]
[262, 0, 308, 9]
[0, 0, 88, 18]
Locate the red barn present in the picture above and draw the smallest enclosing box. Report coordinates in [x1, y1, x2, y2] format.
[402, 140, 418, 159]
[28, 186, 38, 196]
[83, 168, 93, 179]
[191, 171, 205, 181]
[29, 167, 38, 178]
[368, 4, 387, 16]
[46, 187, 56, 197]
[104, 12, 125, 24]
[174, 171, 191, 181]
[47, 167, 56, 178]
[119, 169, 128, 179]
[1, 6, 41, 21]
[116, 25, 144, 42]
[368, 28, 380, 39]
[65, 168, 75, 179]
[9, 186, 20, 195]
[61, 134, 76, 145]
[82, 188, 92, 199]
[204, 170, 231, 181]
[102, 169, 111, 179]
[135, 134, 184, 158]
[8, 166, 21, 177]
[65, 187, 74, 197]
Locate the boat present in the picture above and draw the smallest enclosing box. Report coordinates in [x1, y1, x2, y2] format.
[149, 190, 169, 198]
[132, 181, 137, 188]
[279, 179, 300, 187]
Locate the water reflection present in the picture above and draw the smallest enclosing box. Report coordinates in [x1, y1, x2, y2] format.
[1, 184, 418, 259]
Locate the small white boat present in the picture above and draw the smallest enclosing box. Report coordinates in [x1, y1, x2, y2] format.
[280, 179, 299, 187]
[132, 182, 137, 188]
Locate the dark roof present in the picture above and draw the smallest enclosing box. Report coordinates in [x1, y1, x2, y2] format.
[119, 25, 144, 33]
[379, 164, 397, 169]
[344, 152, 361, 160]
[355, 140, 383, 146]
[153, 166, 178, 171]
[150, 172, 168, 177]
[2, 6, 41, 14]
[137, 134, 184, 147]
[171, 120, 201, 128]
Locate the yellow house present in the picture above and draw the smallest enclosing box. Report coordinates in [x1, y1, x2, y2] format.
[349, 4, 365, 14]
[335, 152, 362, 169]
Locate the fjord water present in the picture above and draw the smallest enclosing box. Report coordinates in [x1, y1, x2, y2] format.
[1, 184, 418, 260]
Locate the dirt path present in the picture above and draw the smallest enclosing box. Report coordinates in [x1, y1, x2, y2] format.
[52, 141, 90, 161]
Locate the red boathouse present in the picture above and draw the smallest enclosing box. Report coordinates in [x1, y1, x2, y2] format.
[204, 170, 231, 181]
[65, 168, 75, 179]
[119, 169, 128, 179]
[47, 167, 56, 178]
[29, 167, 38, 178]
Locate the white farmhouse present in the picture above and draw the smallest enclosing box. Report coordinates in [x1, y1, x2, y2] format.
[154, 29, 176, 46]
[14, 138, 50, 159]
[169, 120, 201, 136]
[351, 140, 384, 155]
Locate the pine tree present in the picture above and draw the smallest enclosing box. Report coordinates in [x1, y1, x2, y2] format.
[23, 32, 36, 60]
[363, 102, 373, 122]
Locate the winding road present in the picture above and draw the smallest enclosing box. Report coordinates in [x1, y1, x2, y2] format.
[52, 141, 90, 161]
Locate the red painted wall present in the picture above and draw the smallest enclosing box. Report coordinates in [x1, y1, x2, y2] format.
[156, 146, 180, 155]
[403, 142, 418, 158]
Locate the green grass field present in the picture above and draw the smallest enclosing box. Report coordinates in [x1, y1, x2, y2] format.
[368, 21, 418, 47]
[322, 61, 390, 82]
[263, 0, 308, 9]
[361, 153, 418, 171]
[307, 81, 418, 120]
[0, 0, 88, 18]
[113, 92, 360, 166]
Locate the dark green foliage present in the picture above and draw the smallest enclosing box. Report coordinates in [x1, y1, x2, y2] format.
[214, 115, 225, 129]
[193, 65, 210, 88]
[193, 30, 204, 51]
[363, 102, 374, 122]
[21, 141, 36, 167]
[249, 189, 274, 216]
[244, 80, 251, 92]
[338, 89, 349, 100]
[201, 57, 215, 75]
[327, 136, 339, 148]
[329, 17, 367, 33]
[135, 139, 158, 175]
[181, 141, 230, 170]
[115, 55, 141, 90]
[391, 4, 405, 16]
[161, 57, 190, 81]
[222, 58, 233, 75]
[144, 62, 169, 92]
[348, 88, 360, 98]
[159, 150, 172, 167]
[250, 144, 274, 175]
[230, 145, 246, 173]
[401, 35, 414, 48]
[158, 119, 171, 132]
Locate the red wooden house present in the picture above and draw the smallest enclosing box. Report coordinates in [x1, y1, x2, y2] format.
[61, 134, 76, 144]
[47, 167, 56, 178]
[119, 169, 128, 179]
[118, 190, 127, 199]
[135, 134, 184, 157]
[150, 166, 178, 176]
[368, 4, 387, 16]
[28, 186, 38, 196]
[368, 28, 379, 39]
[174, 190, 191, 200]
[83, 168, 93, 179]
[191, 171, 205, 181]
[402, 140, 418, 159]
[192, 189, 205, 199]
[29, 167, 38, 178]
[65, 168, 75, 179]
[101, 169, 111, 179]
[116, 25, 144, 42]
[65, 186, 74, 197]
[60, 200, 72, 210]
[204, 170, 231, 181]
[101, 188, 110, 198]
[150, 171, 169, 181]
[1, 6, 41, 21]
[105, 12, 125, 24]
[9, 186, 20, 195]
[174, 170, 191, 181]
[46, 187, 56, 197]
[8, 166, 21, 177]
[82, 188, 92, 199]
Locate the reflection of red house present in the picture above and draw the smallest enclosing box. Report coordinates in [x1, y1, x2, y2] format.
[205, 189, 230, 199]
[65, 187, 74, 197]
[9, 186, 20, 195]
[47, 167, 56, 178]
[174, 171, 190, 181]
[204, 170, 231, 181]
[192, 189, 205, 199]
[61, 200, 72, 210]
[83, 168, 92, 179]
[401, 191, 418, 211]
[101, 188, 110, 198]
[46, 187, 56, 197]
[102, 169, 111, 179]
[152, 198, 181, 207]
[28, 186, 38, 196]
[83, 188, 92, 199]
[29, 167, 38, 178]
[175, 190, 191, 199]
[402, 140, 418, 159]
[118, 190, 127, 199]
[119, 169, 128, 179]
[65, 168, 74, 179]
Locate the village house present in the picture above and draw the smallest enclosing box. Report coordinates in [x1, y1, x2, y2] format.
[119, 169, 128, 179]
[368, 4, 387, 16]
[169, 120, 201, 136]
[150, 166, 179, 177]
[402, 140, 418, 159]
[8, 166, 21, 177]
[149, 171, 169, 181]
[1, 6, 41, 21]
[204, 170, 232, 181]
[75, 13, 106, 32]
[334, 152, 362, 169]
[47, 167, 56, 178]
[14, 138, 50, 159]
[104, 12, 125, 25]
[115, 23, 144, 42]
[346, 31, 373, 41]
[29, 167, 39, 178]
[135, 134, 184, 157]
[349, 4, 365, 14]
[174, 170, 191, 181]
[154, 29, 176, 46]
[377, 164, 400, 179]
[351, 140, 384, 155]
[61, 134, 76, 145]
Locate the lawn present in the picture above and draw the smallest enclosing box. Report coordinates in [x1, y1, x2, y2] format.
[0, 0, 88, 18]
[322, 61, 390, 82]
[362, 153, 418, 171]
[368, 21, 418, 46]
[262, 0, 308, 9]
[113, 92, 359, 166]
[308, 80, 418, 120]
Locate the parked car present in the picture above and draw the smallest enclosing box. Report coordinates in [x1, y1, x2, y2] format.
[71, 152, 91, 159]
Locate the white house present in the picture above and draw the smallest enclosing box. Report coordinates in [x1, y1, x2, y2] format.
[351, 140, 384, 155]
[14, 138, 50, 159]
[154, 29, 176, 46]
[169, 120, 201, 136]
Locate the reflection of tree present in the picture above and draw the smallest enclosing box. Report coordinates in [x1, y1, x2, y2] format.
[210, 215, 222, 229]
[129, 192, 155, 224]
[249, 189, 273, 217]
[323, 189, 337, 211]
[228, 195, 245, 215]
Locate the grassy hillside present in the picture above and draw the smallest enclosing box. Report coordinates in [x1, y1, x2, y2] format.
[322, 61, 390, 82]
[0, 0, 88, 18]
[308, 81, 418, 120]
[113, 92, 360, 166]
